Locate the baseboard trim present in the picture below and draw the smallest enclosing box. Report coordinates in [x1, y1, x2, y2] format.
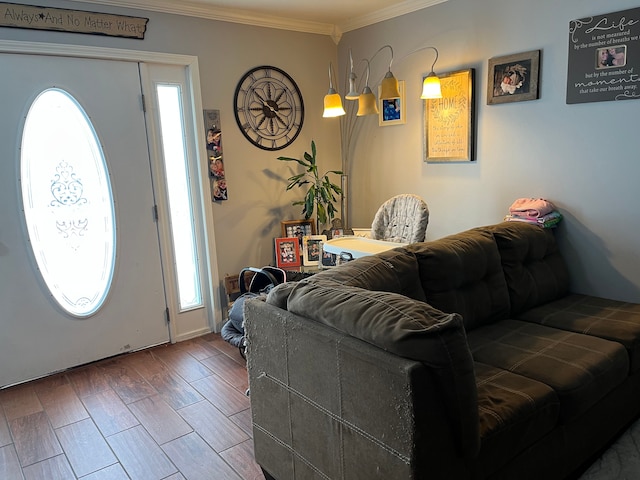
[174, 326, 213, 343]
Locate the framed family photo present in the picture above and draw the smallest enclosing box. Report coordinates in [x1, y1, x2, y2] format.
[302, 235, 327, 266]
[281, 220, 315, 246]
[378, 80, 406, 126]
[275, 237, 301, 268]
[487, 50, 540, 105]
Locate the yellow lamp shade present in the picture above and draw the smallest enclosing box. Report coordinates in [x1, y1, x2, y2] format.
[323, 89, 346, 117]
[421, 73, 442, 99]
[380, 71, 401, 100]
[357, 87, 378, 116]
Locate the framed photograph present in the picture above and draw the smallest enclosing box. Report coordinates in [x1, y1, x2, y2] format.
[595, 45, 627, 70]
[275, 237, 301, 268]
[424, 68, 475, 163]
[321, 249, 338, 268]
[281, 220, 316, 247]
[302, 235, 327, 266]
[487, 50, 540, 105]
[378, 80, 406, 126]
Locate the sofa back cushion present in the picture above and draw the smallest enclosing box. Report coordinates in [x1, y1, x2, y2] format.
[407, 228, 511, 330]
[487, 222, 570, 315]
[281, 280, 480, 458]
[302, 247, 427, 302]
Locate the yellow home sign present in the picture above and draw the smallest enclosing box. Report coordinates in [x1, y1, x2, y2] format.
[0, 2, 148, 39]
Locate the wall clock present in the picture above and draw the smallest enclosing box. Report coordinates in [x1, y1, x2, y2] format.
[233, 65, 304, 151]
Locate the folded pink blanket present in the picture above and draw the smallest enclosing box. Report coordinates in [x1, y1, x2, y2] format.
[509, 198, 556, 218]
[504, 211, 562, 228]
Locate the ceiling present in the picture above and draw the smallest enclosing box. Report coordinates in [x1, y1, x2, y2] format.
[71, 0, 448, 40]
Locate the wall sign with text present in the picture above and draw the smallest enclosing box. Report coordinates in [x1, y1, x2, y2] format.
[424, 69, 475, 163]
[567, 7, 640, 104]
[0, 2, 148, 39]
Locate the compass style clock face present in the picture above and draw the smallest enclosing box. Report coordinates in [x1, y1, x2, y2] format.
[233, 65, 304, 151]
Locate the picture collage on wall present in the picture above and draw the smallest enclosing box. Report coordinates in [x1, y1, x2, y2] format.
[203, 109, 227, 201]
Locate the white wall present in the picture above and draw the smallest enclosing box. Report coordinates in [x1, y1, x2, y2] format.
[338, 0, 640, 302]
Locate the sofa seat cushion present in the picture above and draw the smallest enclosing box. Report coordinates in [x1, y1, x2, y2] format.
[407, 228, 511, 330]
[516, 293, 640, 373]
[473, 362, 560, 478]
[467, 320, 628, 423]
[280, 279, 480, 458]
[487, 222, 570, 315]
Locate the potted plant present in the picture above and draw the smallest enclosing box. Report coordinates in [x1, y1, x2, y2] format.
[277, 140, 342, 232]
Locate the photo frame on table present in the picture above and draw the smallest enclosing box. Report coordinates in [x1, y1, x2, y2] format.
[274, 237, 301, 268]
[302, 235, 327, 266]
[424, 68, 475, 163]
[487, 50, 540, 105]
[281, 220, 315, 247]
[378, 80, 406, 126]
[321, 249, 338, 268]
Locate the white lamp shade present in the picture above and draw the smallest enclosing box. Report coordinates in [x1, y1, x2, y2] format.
[345, 73, 359, 100]
[421, 74, 442, 99]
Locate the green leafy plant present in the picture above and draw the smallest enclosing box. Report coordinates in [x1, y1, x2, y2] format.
[277, 140, 342, 229]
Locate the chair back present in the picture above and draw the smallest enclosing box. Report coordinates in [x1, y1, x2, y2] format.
[370, 194, 429, 243]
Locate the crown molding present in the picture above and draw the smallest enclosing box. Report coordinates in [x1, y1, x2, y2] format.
[338, 0, 448, 33]
[70, 0, 336, 35]
[68, 0, 448, 42]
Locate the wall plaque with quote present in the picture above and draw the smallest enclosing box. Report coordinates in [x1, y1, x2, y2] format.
[567, 7, 640, 104]
[424, 69, 475, 163]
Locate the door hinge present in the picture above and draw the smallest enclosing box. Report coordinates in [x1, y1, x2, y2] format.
[153, 204, 159, 221]
[141, 94, 147, 113]
[165, 307, 171, 324]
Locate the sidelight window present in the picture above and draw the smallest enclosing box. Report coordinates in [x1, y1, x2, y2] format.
[156, 84, 202, 311]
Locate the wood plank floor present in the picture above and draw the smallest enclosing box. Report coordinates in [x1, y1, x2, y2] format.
[0, 333, 264, 480]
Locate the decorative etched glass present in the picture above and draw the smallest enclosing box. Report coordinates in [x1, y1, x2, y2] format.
[21, 89, 116, 317]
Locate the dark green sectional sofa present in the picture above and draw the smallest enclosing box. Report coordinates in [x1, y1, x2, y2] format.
[244, 221, 640, 479]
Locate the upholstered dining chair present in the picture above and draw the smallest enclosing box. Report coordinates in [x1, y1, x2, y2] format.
[370, 194, 429, 243]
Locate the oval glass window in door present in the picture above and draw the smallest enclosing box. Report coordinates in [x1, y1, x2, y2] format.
[20, 88, 116, 317]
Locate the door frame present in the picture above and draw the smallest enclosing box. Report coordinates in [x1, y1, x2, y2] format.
[0, 39, 222, 342]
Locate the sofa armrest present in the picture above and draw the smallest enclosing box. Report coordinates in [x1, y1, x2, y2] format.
[245, 296, 476, 479]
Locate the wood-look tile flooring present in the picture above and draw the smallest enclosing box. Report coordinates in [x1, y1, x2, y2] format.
[0, 333, 264, 480]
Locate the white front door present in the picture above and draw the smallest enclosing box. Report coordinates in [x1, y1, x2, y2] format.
[0, 53, 170, 387]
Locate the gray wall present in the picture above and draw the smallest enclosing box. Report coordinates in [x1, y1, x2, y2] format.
[339, 0, 640, 302]
[3, 0, 639, 305]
